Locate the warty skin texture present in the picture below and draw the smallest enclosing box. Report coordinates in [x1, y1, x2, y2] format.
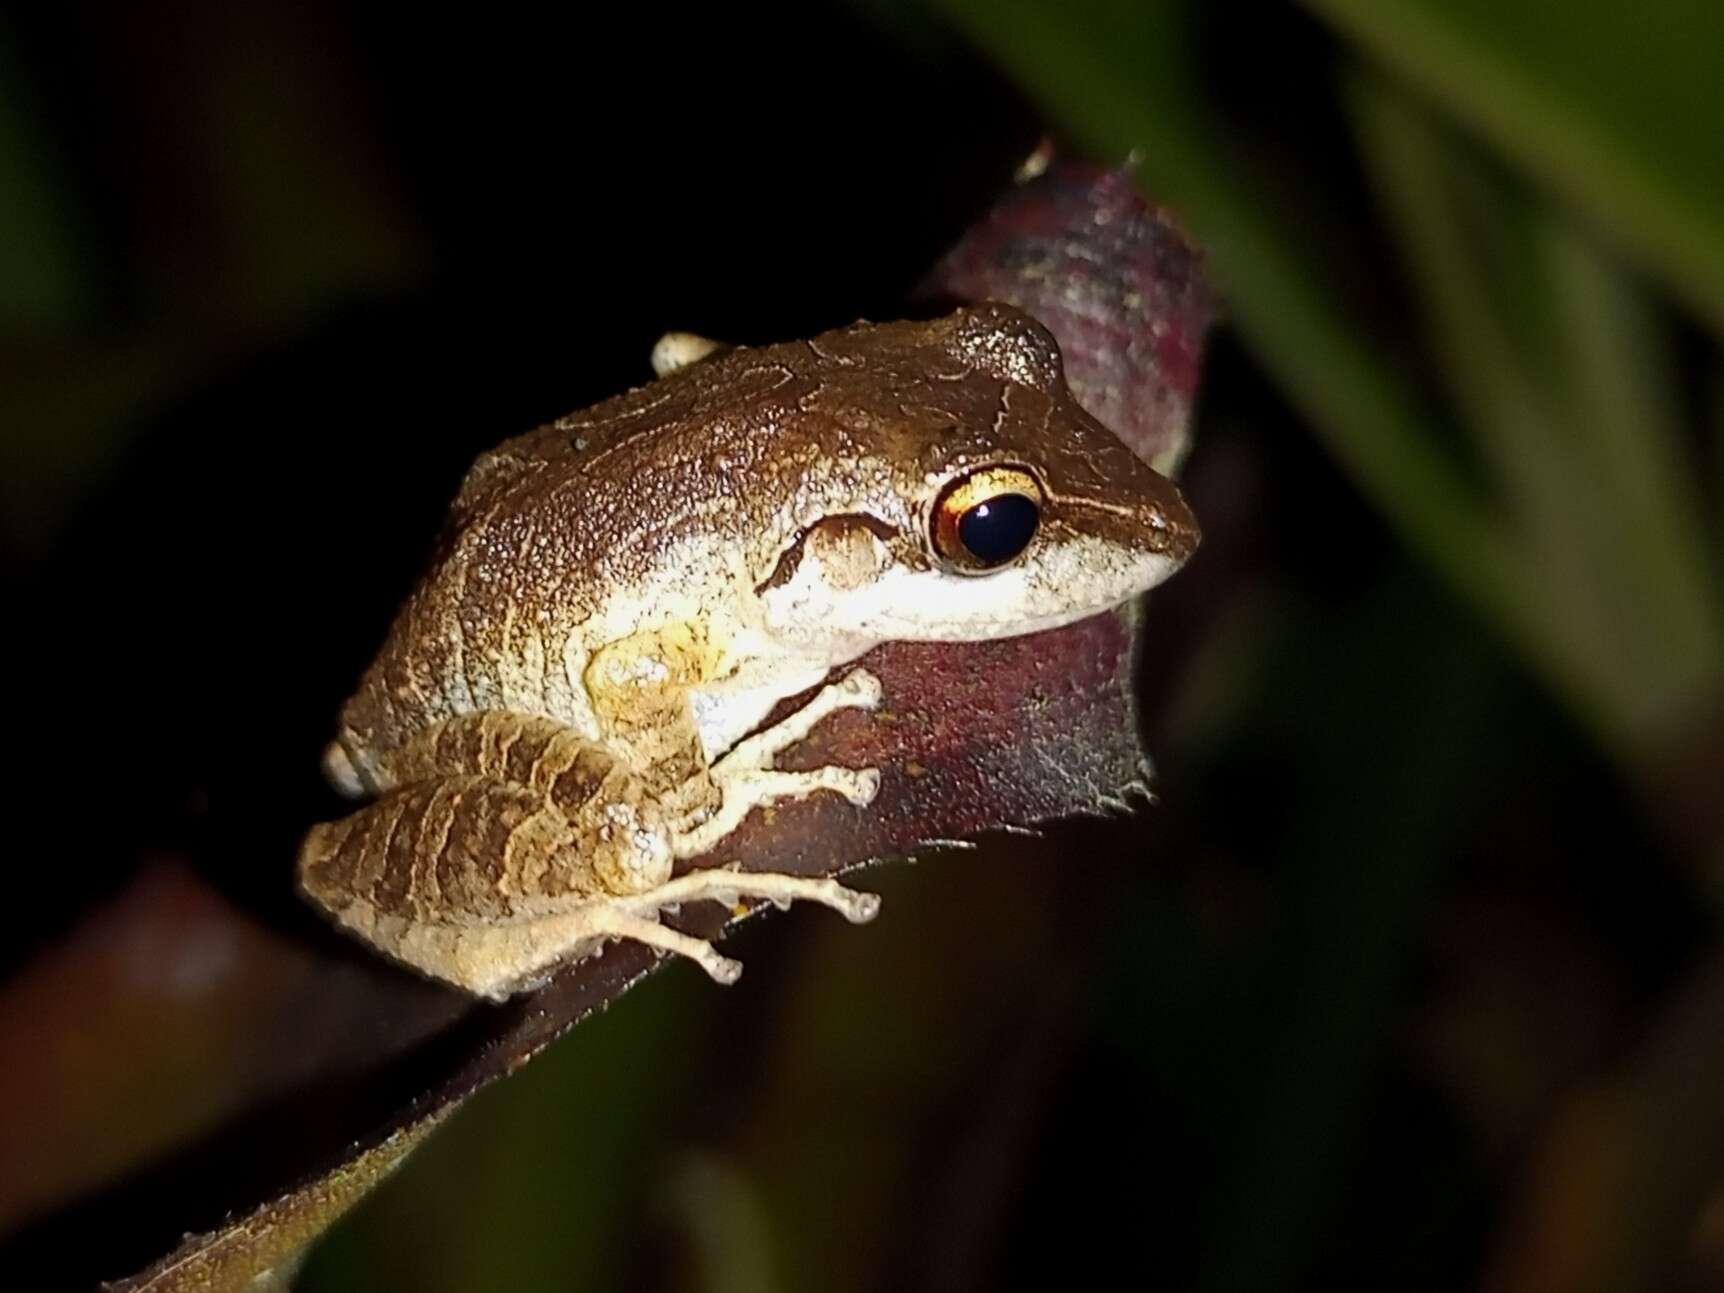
[300, 302, 1199, 998]
[330, 302, 1197, 784]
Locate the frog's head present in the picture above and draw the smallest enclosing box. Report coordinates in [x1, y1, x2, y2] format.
[757, 303, 1199, 651]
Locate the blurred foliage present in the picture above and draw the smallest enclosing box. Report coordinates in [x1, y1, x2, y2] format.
[4, 2, 1724, 1291]
[930, 2, 1724, 1288]
[940, 0, 1724, 778]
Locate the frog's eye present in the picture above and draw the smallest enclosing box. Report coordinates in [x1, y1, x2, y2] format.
[931, 466, 1043, 572]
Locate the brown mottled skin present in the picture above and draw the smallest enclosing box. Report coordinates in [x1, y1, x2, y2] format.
[335, 304, 1192, 766]
[299, 303, 1199, 999]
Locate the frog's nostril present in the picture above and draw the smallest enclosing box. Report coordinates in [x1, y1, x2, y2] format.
[1157, 493, 1202, 562]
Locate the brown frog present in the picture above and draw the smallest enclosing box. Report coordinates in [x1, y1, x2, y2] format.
[299, 304, 1199, 999]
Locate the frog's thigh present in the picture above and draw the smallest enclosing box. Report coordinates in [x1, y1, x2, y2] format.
[382, 711, 635, 815]
[378, 711, 672, 890]
[298, 775, 625, 998]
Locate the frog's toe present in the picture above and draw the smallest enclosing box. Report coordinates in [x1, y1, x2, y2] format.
[837, 668, 884, 708]
[838, 885, 883, 924]
[701, 949, 744, 985]
[839, 766, 882, 806]
[650, 331, 726, 376]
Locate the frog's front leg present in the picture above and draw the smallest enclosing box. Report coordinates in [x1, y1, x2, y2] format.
[670, 669, 884, 860]
[585, 628, 884, 856]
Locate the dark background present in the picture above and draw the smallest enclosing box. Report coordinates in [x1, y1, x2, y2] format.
[3, 2, 1722, 1290]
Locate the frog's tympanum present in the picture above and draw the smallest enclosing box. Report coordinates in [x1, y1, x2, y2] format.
[299, 304, 1199, 998]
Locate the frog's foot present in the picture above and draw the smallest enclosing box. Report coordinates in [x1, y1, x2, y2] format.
[671, 669, 884, 859]
[618, 864, 880, 942]
[595, 868, 880, 985]
[650, 331, 727, 376]
[584, 905, 744, 985]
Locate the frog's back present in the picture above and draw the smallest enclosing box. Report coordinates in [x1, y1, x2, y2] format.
[330, 341, 831, 778]
[327, 307, 1063, 785]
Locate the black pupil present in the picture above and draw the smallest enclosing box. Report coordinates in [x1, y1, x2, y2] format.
[957, 493, 1039, 565]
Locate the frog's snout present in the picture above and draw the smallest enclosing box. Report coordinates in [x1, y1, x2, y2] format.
[1147, 478, 1201, 567]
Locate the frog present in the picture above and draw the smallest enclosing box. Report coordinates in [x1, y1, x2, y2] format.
[297, 302, 1200, 1000]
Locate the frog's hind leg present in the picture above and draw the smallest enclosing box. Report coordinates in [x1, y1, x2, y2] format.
[590, 865, 879, 986]
[298, 711, 879, 998]
[581, 907, 743, 985]
[616, 866, 881, 926]
[555, 872, 879, 989]
[532, 869, 879, 990]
